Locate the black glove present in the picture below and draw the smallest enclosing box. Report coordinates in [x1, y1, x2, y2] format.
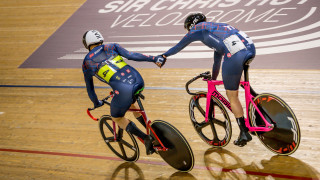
[94, 100, 104, 109]
[154, 55, 166, 68]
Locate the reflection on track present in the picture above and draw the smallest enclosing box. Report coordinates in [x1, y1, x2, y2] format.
[110, 162, 144, 180]
[167, 172, 197, 180]
[110, 162, 197, 180]
[204, 148, 319, 180]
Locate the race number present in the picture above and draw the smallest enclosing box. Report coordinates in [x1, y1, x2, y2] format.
[223, 35, 246, 56]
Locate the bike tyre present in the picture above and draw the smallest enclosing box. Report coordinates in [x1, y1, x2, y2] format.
[99, 115, 139, 161]
[151, 120, 194, 172]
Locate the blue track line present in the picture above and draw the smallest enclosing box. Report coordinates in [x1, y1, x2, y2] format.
[0, 84, 186, 90]
[0, 84, 319, 94]
[0, 84, 104, 89]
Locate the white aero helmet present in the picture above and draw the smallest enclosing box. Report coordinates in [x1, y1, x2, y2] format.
[82, 30, 104, 50]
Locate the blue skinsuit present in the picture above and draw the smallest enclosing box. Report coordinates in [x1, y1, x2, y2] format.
[163, 22, 256, 90]
[82, 43, 155, 117]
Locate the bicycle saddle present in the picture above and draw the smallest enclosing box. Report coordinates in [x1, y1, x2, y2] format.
[244, 53, 255, 65]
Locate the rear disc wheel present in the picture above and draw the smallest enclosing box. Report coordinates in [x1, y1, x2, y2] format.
[249, 94, 300, 155]
[151, 120, 194, 172]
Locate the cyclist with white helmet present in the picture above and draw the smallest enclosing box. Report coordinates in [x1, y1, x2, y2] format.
[158, 13, 256, 147]
[82, 30, 166, 155]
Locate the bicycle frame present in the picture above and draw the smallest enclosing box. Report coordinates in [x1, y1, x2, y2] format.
[127, 98, 168, 152]
[86, 95, 169, 152]
[205, 79, 274, 132]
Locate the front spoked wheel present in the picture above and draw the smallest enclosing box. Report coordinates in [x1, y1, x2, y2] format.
[151, 120, 194, 172]
[99, 115, 139, 161]
[189, 92, 232, 147]
[249, 93, 301, 155]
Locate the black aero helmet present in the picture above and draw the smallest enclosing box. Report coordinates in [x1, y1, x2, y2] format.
[184, 13, 206, 31]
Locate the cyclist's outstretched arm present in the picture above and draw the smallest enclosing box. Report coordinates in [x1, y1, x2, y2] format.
[162, 30, 202, 57]
[114, 43, 155, 62]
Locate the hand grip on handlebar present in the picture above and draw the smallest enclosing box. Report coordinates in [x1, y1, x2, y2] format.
[86, 92, 114, 121]
[185, 76, 201, 95]
[185, 71, 211, 95]
[87, 108, 99, 121]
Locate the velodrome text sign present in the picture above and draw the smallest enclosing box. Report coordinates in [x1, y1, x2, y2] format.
[21, 0, 320, 69]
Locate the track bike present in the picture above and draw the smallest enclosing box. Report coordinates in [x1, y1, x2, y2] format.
[87, 91, 194, 171]
[185, 58, 300, 155]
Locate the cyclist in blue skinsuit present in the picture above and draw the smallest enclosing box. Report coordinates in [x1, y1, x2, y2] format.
[160, 13, 256, 147]
[82, 30, 166, 155]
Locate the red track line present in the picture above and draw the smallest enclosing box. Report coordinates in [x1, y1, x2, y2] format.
[0, 148, 317, 180]
[0, 148, 166, 166]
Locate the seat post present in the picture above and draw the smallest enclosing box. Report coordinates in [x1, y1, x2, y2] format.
[244, 64, 249, 82]
[136, 96, 145, 111]
[243, 64, 259, 96]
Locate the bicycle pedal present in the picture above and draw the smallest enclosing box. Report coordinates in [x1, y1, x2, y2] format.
[237, 143, 246, 147]
[233, 140, 247, 147]
[146, 149, 155, 155]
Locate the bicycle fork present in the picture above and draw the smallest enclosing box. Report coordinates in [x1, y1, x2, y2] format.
[205, 80, 228, 123]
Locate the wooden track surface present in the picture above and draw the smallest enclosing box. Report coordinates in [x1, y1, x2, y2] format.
[0, 1, 319, 179]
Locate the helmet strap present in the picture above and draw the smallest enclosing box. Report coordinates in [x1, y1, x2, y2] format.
[89, 42, 103, 51]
